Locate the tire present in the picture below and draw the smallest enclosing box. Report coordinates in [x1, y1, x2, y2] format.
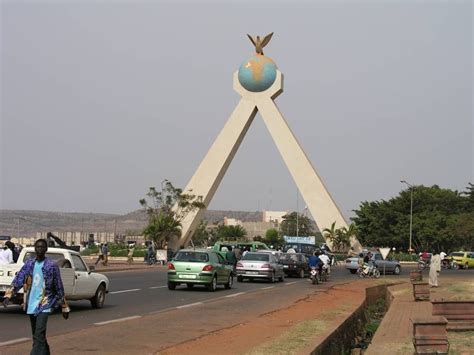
[394, 265, 401, 275]
[186, 283, 194, 289]
[90, 284, 106, 309]
[465, 263, 469, 270]
[373, 269, 381, 279]
[299, 269, 305, 279]
[270, 272, 276, 283]
[167, 282, 176, 290]
[207, 276, 217, 292]
[225, 275, 233, 289]
[452, 262, 459, 270]
[359, 270, 365, 278]
[350, 269, 357, 274]
[418, 262, 425, 271]
[237, 275, 243, 282]
[279, 273, 285, 282]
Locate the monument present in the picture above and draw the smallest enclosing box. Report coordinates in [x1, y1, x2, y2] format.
[174, 33, 361, 252]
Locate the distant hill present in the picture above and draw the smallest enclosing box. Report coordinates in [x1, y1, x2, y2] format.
[0, 209, 263, 237]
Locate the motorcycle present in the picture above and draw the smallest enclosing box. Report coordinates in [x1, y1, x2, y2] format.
[358, 264, 381, 279]
[310, 266, 319, 284]
[148, 253, 157, 265]
[320, 265, 330, 282]
[441, 258, 459, 270]
[418, 259, 430, 271]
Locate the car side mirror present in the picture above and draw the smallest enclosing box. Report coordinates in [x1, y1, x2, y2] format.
[89, 265, 95, 273]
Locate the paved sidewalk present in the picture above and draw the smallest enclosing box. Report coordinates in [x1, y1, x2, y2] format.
[365, 282, 431, 354]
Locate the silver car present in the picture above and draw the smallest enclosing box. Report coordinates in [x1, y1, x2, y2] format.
[236, 252, 285, 283]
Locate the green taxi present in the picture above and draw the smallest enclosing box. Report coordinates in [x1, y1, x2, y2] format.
[167, 249, 234, 291]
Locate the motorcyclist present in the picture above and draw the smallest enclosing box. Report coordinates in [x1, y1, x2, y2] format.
[308, 250, 321, 270]
[319, 251, 331, 275]
[363, 252, 374, 275]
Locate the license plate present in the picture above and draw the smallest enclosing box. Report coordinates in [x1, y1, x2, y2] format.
[246, 271, 258, 275]
[178, 274, 197, 279]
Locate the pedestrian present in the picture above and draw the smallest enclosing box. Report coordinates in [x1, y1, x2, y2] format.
[2, 238, 68, 355]
[429, 250, 441, 287]
[5, 241, 19, 263]
[102, 243, 109, 266]
[0, 243, 14, 265]
[127, 245, 134, 265]
[94, 243, 103, 265]
[225, 246, 237, 271]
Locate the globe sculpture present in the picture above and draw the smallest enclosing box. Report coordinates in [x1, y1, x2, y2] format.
[238, 54, 277, 92]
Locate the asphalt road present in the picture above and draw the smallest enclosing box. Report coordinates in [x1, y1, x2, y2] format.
[1, 264, 471, 344]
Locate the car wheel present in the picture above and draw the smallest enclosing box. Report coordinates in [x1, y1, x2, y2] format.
[168, 282, 176, 290]
[374, 269, 381, 278]
[186, 283, 194, 289]
[90, 284, 106, 309]
[350, 269, 357, 274]
[270, 272, 276, 283]
[225, 275, 233, 289]
[237, 275, 243, 282]
[394, 265, 401, 275]
[299, 269, 305, 278]
[207, 276, 217, 292]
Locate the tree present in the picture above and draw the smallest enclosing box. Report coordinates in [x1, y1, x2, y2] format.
[279, 212, 314, 237]
[352, 184, 474, 252]
[191, 221, 220, 247]
[139, 181, 205, 249]
[215, 225, 247, 241]
[264, 228, 285, 249]
[323, 222, 350, 252]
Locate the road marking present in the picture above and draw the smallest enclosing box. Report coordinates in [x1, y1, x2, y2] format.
[176, 302, 203, 309]
[224, 292, 246, 298]
[261, 286, 274, 290]
[109, 288, 141, 294]
[94, 315, 141, 325]
[285, 281, 297, 285]
[149, 286, 167, 289]
[0, 338, 30, 347]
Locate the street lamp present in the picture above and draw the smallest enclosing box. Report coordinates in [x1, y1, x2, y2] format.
[400, 180, 414, 253]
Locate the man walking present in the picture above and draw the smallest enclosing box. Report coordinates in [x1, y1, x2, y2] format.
[102, 243, 109, 266]
[3, 238, 65, 355]
[94, 243, 103, 266]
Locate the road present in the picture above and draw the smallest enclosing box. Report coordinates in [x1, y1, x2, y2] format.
[0, 264, 470, 345]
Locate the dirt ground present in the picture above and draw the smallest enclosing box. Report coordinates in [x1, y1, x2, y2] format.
[158, 280, 375, 355]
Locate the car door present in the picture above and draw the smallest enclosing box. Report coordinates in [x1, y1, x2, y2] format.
[71, 254, 96, 297]
[468, 253, 474, 268]
[214, 252, 229, 283]
[271, 255, 284, 277]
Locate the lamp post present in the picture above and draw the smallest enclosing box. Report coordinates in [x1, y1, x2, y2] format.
[400, 180, 414, 253]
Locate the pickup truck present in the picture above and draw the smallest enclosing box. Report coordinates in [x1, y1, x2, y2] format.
[0, 247, 110, 308]
[345, 251, 401, 275]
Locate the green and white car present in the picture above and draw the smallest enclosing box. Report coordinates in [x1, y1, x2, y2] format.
[167, 249, 234, 291]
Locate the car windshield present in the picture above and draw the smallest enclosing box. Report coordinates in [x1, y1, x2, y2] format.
[174, 251, 209, 262]
[451, 252, 464, 257]
[242, 253, 270, 262]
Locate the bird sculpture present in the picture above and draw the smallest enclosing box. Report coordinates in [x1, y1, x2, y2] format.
[247, 32, 274, 55]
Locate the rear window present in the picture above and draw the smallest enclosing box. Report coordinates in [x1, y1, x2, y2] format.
[242, 253, 269, 262]
[451, 252, 464, 257]
[174, 251, 209, 262]
[282, 254, 303, 262]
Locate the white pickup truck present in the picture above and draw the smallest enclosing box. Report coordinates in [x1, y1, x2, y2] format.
[0, 247, 110, 308]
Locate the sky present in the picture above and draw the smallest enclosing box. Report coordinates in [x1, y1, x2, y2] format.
[1, 0, 472, 221]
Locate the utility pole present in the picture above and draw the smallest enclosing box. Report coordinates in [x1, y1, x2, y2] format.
[296, 189, 299, 237]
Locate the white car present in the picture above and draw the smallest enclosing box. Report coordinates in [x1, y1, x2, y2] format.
[236, 252, 285, 283]
[0, 247, 110, 308]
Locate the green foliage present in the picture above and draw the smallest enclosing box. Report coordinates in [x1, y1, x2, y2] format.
[264, 228, 285, 249]
[352, 183, 474, 252]
[139, 181, 205, 249]
[216, 224, 247, 241]
[322, 222, 352, 252]
[191, 221, 220, 247]
[279, 212, 314, 237]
